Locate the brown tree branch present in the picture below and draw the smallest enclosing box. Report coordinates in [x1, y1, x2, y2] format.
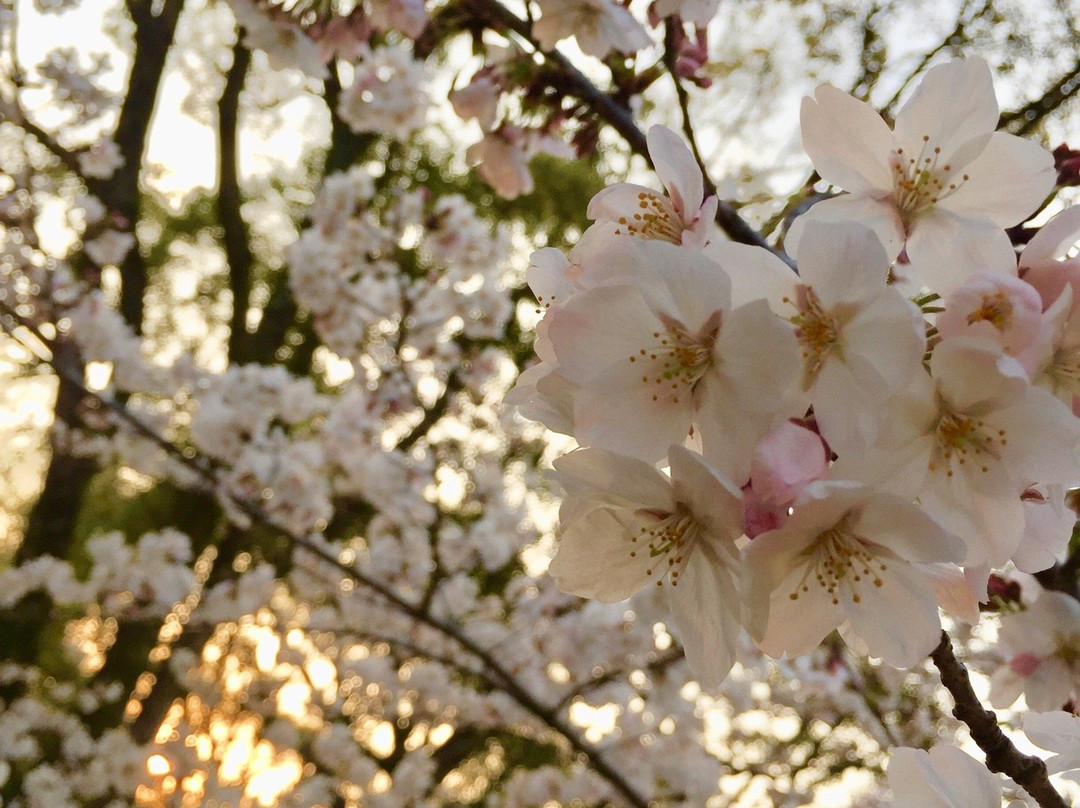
[218, 38, 255, 365]
[930, 631, 1069, 808]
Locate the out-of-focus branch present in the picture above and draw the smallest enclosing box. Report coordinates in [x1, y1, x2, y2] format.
[218, 38, 255, 365]
[0, 301, 655, 808]
[1000, 55, 1080, 137]
[930, 632, 1069, 808]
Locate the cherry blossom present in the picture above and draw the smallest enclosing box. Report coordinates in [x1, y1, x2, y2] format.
[784, 221, 925, 452]
[532, 0, 651, 57]
[587, 125, 718, 248]
[547, 445, 746, 685]
[792, 56, 1055, 294]
[834, 338, 1080, 566]
[745, 479, 964, 667]
[990, 589, 1080, 711]
[543, 236, 801, 476]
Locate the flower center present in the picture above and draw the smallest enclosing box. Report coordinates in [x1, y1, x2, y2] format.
[966, 291, 1014, 331]
[789, 285, 842, 389]
[930, 408, 1006, 476]
[890, 135, 969, 227]
[788, 513, 886, 605]
[628, 311, 721, 405]
[613, 191, 684, 244]
[629, 502, 702, 586]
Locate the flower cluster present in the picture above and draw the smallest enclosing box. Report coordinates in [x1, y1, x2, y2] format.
[514, 57, 1080, 686]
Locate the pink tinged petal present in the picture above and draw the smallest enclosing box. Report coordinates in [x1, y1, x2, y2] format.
[785, 194, 904, 263]
[918, 464, 1025, 567]
[548, 507, 655, 602]
[940, 133, 1056, 226]
[748, 421, 828, 507]
[894, 57, 998, 160]
[844, 291, 926, 391]
[754, 562, 846, 658]
[668, 445, 745, 542]
[631, 240, 732, 332]
[665, 545, 741, 686]
[1021, 205, 1080, 268]
[904, 211, 1018, 295]
[800, 87, 896, 194]
[842, 554, 942, 667]
[1024, 711, 1080, 764]
[795, 222, 891, 306]
[506, 363, 576, 435]
[647, 125, 704, 223]
[811, 350, 897, 453]
[715, 298, 801, 410]
[1010, 652, 1043, 677]
[924, 563, 982, 624]
[527, 247, 575, 307]
[552, 447, 673, 512]
[1026, 657, 1077, 712]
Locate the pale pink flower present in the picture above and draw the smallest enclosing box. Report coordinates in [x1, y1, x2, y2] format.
[368, 0, 427, 38]
[742, 420, 828, 538]
[746, 480, 964, 667]
[887, 746, 1002, 808]
[792, 57, 1055, 294]
[989, 590, 1080, 711]
[1020, 205, 1080, 309]
[544, 237, 801, 478]
[450, 75, 501, 132]
[834, 338, 1080, 566]
[466, 127, 533, 199]
[533, 0, 651, 57]
[937, 269, 1049, 376]
[547, 444, 746, 685]
[784, 222, 926, 453]
[77, 139, 124, 179]
[587, 125, 718, 248]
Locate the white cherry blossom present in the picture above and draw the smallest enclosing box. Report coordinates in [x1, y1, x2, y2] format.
[547, 444, 746, 685]
[745, 480, 964, 667]
[587, 125, 718, 248]
[543, 237, 801, 476]
[784, 222, 925, 453]
[792, 56, 1055, 294]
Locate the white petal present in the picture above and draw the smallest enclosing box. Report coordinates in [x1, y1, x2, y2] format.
[666, 546, 741, 686]
[894, 57, 998, 160]
[648, 125, 704, 222]
[801, 86, 895, 194]
[552, 447, 672, 511]
[905, 211, 1017, 295]
[796, 221, 890, 306]
[941, 133, 1056, 226]
[1021, 205, 1080, 268]
[668, 445, 745, 542]
[842, 556, 942, 667]
[856, 496, 965, 564]
[786, 194, 904, 262]
[548, 507, 653, 602]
